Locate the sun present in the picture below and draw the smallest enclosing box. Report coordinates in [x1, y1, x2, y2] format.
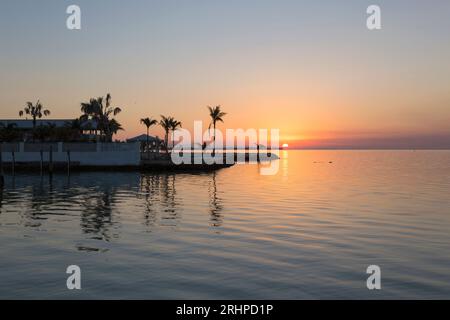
[282, 143, 289, 149]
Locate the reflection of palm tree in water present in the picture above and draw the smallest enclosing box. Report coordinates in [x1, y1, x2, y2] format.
[4, 175, 121, 242]
[139, 173, 180, 228]
[160, 174, 179, 226]
[22, 177, 55, 228]
[80, 186, 116, 241]
[140, 174, 160, 228]
[208, 171, 223, 227]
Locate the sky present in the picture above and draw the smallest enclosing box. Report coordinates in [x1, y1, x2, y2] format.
[0, 0, 449, 148]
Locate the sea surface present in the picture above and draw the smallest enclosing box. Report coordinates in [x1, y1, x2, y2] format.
[0, 150, 449, 299]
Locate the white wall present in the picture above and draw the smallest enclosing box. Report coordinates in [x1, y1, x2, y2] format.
[0, 142, 141, 166]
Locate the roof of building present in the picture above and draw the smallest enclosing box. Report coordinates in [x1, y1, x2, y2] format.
[126, 134, 161, 143]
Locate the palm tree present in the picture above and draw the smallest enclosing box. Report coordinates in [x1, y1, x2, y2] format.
[108, 119, 123, 137]
[33, 123, 56, 142]
[80, 93, 122, 142]
[80, 98, 101, 138]
[207, 105, 226, 155]
[159, 116, 173, 154]
[0, 123, 20, 142]
[19, 100, 51, 141]
[170, 119, 182, 149]
[67, 119, 83, 135]
[140, 117, 158, 156]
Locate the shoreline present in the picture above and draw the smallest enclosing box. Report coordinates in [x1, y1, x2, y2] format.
[0, 150, 278, 174]
[0, 161, 235, 173]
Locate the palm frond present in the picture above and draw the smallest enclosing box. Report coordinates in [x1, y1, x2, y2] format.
[113, 107, 122, 116]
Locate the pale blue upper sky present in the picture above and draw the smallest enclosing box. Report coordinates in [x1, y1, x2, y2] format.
[1, 0, 450, 147]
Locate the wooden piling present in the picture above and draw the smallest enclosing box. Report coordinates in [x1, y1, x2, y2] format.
[11, 151, 15, 176]
[49, 146, 53, 176]
[67, 150, 71, 176]
[40, 150, 43, 175]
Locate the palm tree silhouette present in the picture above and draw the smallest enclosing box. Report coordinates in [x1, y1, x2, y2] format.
[140, 117, 158, 156]
[108, 119, 123, 139]
[170, 119, 182, 149]
[159, 115, 173, 154]
[80, 93, 122, 142]
[0, 123, 20, 142]
[19, 100, 50, 141]
[207, 105, 226, 156]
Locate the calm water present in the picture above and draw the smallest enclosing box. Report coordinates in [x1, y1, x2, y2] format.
[0, 150, 449, 299]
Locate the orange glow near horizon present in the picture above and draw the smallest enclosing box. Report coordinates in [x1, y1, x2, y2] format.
[1, 2, 450, 149]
